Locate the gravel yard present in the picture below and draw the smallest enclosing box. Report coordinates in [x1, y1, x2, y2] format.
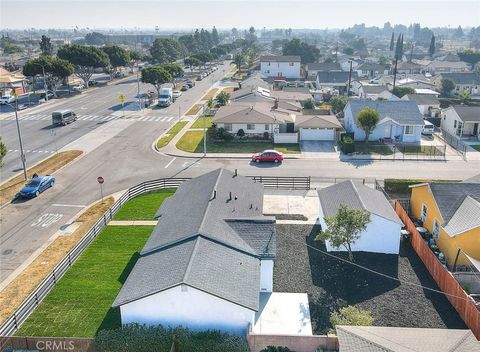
[274, 224, 466, 334]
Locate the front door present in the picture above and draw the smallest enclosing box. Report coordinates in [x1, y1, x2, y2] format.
[473, 123, 479, 136]
[384, 124, 392, 138]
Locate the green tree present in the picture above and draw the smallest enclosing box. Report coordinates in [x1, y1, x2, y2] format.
[101, 45, 130, 79]
[233, 53, 245, 74]
[429, 35, 436, 56]
[0, 136, 7, 166]
[150, 38, 182, 64]
[162, 63, 184, 84]
[282, 38, 320, 64]
[455, 25, 464, 38]
[458, 49, 480, 66]
[391, 86, 415, 98]
[302, 98, 315, 109]
[57, 44, 110, 87]
[216, 91, 230, 106]
[84, 32, 107, 46]
[459, 91, 471, 102]
[212, 26, 220, 45]
[330, 96, 348, 114]
[260, 347, 291, 352]
[356, 108, 380, 143]
[3, 43, 22, 54]
[141, 66, 172, 97]
[395, 33, 404, 60]
[440, 78, 455, 96]
[330, 306, 374, 330]
[389, 32, 395, 51]
[127, 50, 145, 73]
[23, 56, 74, 96]
[184, 57, 201, 70]
[316, 204, 370, 261]
[39, 35, 53, 55]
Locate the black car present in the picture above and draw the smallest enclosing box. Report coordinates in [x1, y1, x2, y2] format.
[88, 79, 99, 86]
[39, 92, 54, 100]
[180, 85, 189, 91]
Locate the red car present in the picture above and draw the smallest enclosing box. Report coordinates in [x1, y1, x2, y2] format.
[252, 150, 284, 163]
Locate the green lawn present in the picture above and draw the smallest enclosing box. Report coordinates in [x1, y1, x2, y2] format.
[471, 145, 480, 152]
[400, 145, 445, 156]
[176, 131, 300, 154]
[191, 116, 213, 129]
[354, 142, 393, 155]
[156, 121, 188, 148]
[16, 226, 154, 337]
[113, 189, 176, 220]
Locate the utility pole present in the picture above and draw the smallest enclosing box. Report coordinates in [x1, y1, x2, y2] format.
[347, 59, 353, 97]
[13, 96, 28, 180]
[203, 103, 207, 156]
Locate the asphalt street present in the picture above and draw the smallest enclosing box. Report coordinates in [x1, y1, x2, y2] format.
[0, 62, 232, 282]
[1, 60, 479, 285]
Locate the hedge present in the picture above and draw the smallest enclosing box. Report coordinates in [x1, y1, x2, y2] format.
[384, 179, 461, 194]
[94, 324, 249, 352]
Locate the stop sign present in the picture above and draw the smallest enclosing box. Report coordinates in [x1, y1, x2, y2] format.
[97, 176, 104, 184]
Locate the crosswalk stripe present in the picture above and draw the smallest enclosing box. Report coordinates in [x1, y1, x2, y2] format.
[166, 116, 174, 122]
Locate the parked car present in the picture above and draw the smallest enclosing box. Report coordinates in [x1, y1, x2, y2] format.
[196, 75, 203, 81]
[115, 71, 125, 78]
[172, 89, 182, 99]
[251, 150, 284, 163]
[17, 175, 56, 198]
[88, 79, 99, 86]
[422, 120, 435, 135]
[186, 80, 195, 88]
[180, 85, 189, 92]
[0, 95, 16, 105]
[72, 84, 84, 91]
[39, 91, 54, 101]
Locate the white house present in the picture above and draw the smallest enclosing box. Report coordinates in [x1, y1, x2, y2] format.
[113, 169, 276, 334]
[343, 100, 425, 142]
[441, 105, 480, 140]
[260, 55, 301, 79]
[402, 94, 441, 116]
[358, 85, 394, 100]
[433, 72, 480, 96]
[318, 180, 403, 255]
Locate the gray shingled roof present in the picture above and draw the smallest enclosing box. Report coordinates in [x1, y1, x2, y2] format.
[113, 169, 276, 310]
[213, 103, 293, 124]
[113, 236, 261, 310]
[428, 182, 480, 235]
[348, 100, 424, 126]
[361, 85, 389, 94]
[440, 72, 480, 85]
[307, 62, 342, 72]
[336, 325, 480, 352]
[317, 71, 358, 84]
[357, 63, 388, 72]
[260, 55, 301, 62]
[404, 94, 440, 106]
[318, 180, 402, 224]
[451, 105, 480, 122]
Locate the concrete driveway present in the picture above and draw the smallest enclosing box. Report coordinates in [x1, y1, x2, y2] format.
[300, 140, 338, 159]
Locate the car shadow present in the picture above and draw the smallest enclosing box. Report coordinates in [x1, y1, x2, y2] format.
[11, 196, 31, 204]
[249, 161, 282, 168]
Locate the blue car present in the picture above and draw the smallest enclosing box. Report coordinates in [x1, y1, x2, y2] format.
[18, 175, 55, 198]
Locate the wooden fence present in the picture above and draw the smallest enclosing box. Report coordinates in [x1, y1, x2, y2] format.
[395, 201, 480, 340]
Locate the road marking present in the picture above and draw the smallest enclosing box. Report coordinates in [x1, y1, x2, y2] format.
[166, 116, 174, 121]
[52, 204, 86, 208]
[164, 157, 176, 168]
[31, 213, 64, 228]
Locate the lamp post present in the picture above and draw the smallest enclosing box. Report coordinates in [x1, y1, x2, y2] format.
[11, 95, 28, 180]
[202, 103, 207, 156]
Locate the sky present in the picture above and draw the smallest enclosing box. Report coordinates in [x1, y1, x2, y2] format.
[1, 0, 479, 30]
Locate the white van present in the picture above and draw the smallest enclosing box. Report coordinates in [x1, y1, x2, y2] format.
[52, 110, 77, 126]
[422, 120, 435, 135]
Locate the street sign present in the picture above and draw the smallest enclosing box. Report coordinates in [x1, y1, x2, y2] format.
[119, 94, 126, 103]
[97, 176, 104, 184]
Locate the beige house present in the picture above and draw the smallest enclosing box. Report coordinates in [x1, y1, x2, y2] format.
[0, 67, 27, 96]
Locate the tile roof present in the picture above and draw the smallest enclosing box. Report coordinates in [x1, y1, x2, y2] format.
[440, 72, 480, 85]
[317, 71, 358, 84]
[318, 180, 402, 224]
[347, 100, 424, 126]
[336, 325, 480, 352]
[404, 94, 440, 106]
[428, 182, 480, 235]
[451, 105, 480, 122]
[113, 169, 276, 310]
[260, 55, 301, 62]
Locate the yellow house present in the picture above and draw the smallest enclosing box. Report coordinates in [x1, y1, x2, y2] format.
[409, 182, 480, 266]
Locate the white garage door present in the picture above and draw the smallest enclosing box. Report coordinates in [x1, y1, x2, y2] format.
[300, 128, 334, 141]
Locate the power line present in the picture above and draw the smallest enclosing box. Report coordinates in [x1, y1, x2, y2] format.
[282, 232, 472, 303]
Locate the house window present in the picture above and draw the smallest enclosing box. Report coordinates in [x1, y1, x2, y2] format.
[265, 124, 269, 131]
[224, 123, 232, 131]
[421, 203, 428, 223]
[432, 219, 440, 239]
[404, 125, 414, 135]
[247, 124, 255, 130]
[289, 62, 294, 66]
